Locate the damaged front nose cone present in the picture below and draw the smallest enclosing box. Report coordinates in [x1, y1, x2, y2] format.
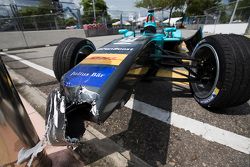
[45, 88, 82, 146]
[63, 86, 100, 117]
[45, 85, 100, 146]
[17, 86, 100, 165]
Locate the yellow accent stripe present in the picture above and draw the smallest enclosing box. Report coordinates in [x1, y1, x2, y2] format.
[182, 60, 191, 64]
[128, 67, 149, 75]
[81, 54, 127, 66]
[156, 69, 172, 78]
[156, 68, 189, 86]
[156, 68, 188, 78]
[173, 81, 189, 87]
[179, 42, 189, 53]
[214, 87, 220, 95]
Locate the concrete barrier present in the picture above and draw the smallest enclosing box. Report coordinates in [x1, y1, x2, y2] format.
[0, 31, 27, 50]
[245, 23, 250, 35]
[84, 28, 119, 37]
[186, 24, 204, 30]
[202, 23, 248, 35]
[0, 29, 86, 50]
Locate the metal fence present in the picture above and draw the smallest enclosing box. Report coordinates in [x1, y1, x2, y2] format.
[1, 1, 249, 32]
[0, 3, 139, 32]
[0, 4, 81, 31]
[80, 10, 138, 29]
[0, 13, 67, 31]
[1, 4, 53, 31]
[185, 0, 250, 25]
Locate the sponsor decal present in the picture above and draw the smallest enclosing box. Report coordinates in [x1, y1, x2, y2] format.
[213, 87, 220, 95]
[81, 54, 127, 66]
[98, 47, 134, 51]
[63, 65, 116, 88]
[199, 94, 216, 104]
[114, 37, 139, 45]
[199, 87, 220, 104]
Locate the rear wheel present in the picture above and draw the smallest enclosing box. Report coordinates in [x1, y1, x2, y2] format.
[53, 38, 96, 81]
[190, 34, 250, 109]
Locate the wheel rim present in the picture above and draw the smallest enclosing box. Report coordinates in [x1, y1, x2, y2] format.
[191, 43, 220, 99]
[74, 45, 95, 65]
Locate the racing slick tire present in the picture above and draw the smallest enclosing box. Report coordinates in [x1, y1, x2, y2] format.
[190, 34, 250, 109]
[53, 37, 96, 81]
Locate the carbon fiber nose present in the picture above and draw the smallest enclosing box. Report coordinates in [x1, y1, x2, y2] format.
[45, 88, 81, 146]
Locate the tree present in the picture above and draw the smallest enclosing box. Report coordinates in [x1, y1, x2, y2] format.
[81, 0, 110, 24]
[165, 0, 186, 22]
[19, 0, 55, 16]
[111, 18, 120, 23]
[186, 0, 221, 16]
[172, 11, 184, 17]
[19, 7, 40, 16]
[135, 0, 157, 9]
[135, 0, 186, 24]
[65, 17, 77, 26]
[219, 6, 231, 23]
[233, 0, 250, 22]
[18, 0, 59, 30]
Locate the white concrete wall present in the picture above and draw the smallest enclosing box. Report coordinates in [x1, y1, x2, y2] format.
[203, 23, 248, 35]
[0, 31, 28, 49]
[0, 29, 86, 50]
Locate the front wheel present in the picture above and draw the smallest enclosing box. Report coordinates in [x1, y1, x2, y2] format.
[53, 38, 96, 82]
[190, 34, 250, 109]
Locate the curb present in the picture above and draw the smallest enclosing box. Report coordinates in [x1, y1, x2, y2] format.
[6, 65, 47, 117]
[7, 66, 151, 167]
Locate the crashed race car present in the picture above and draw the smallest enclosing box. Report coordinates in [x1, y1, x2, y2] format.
[46, 10, 250, 146]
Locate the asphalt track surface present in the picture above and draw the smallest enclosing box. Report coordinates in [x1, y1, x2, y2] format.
[1, 31, 250, 167]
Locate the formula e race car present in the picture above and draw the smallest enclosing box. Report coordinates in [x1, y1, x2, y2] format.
[45, 10, 250, 146]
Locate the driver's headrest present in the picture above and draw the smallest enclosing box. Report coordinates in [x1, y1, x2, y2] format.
[146, 14, 155, 23]
[148, 9, 154, 13]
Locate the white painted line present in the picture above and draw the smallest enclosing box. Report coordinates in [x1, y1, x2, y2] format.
[4, 53, 250, 154]
[125, 99, 250, 154]
[2, 53, 55, 77]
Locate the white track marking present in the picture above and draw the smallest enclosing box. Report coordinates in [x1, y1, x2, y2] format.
[3, 53, 55, 77]
[125, 99, 250, 154]
[4, 53, 250, 154]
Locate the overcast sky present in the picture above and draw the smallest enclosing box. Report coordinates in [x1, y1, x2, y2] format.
[64, 0, 148, 18]
[0, 0, 233, 21]
[0, 0, 168, 14]
[105, 0, 144, 11]
[0, 0, 167, 19]
[60, 0, 144, 11]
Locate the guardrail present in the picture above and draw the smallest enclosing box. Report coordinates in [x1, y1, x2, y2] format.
[0, 29, 86, 50]
[203, 23, 249, 35]
[186, 23, 249, 35]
